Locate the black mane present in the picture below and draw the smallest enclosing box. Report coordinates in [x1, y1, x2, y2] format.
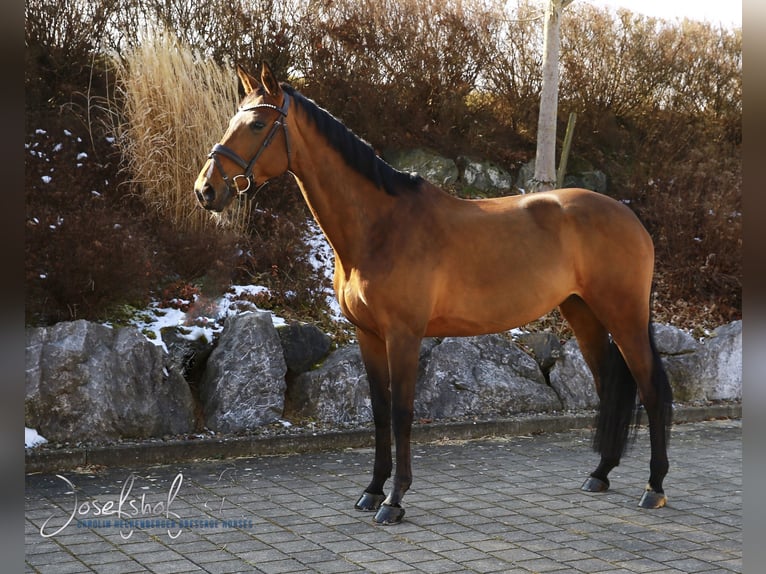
[282, 84, 422, 196]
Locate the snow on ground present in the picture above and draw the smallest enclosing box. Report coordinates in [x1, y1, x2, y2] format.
[303, 219, 345, 322]
[124, 285, 288, 352]
[25, 427, 48, 449]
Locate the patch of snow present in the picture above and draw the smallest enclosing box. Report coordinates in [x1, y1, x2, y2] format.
[303, 219, 346, 323]
[25, 427, 47, 448]
[76, 152, 88, 160]
[41, 175, 52, 184]
[52, 143, 63, 152]
[126, 285, 288, 351]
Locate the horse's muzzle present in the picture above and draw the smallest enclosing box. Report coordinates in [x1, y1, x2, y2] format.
[195, 182, 218, 211]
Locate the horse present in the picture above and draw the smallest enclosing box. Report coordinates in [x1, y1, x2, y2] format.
[194, 62, 673, 525]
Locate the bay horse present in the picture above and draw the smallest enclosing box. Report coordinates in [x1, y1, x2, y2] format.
[194, 62, 673, 524]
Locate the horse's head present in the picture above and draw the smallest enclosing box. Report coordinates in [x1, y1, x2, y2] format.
[194, 62, 291, 212]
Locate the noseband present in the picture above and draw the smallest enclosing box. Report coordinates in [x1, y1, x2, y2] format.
[207, 92, 291, 196]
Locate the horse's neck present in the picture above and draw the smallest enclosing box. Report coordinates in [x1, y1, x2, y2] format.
[289, 116, 395, 270]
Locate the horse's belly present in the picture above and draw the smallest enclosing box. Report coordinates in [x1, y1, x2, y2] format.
[426, 273, 572, 337]
[425, 301, 553, 337]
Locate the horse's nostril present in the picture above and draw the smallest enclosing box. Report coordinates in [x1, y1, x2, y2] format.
[196, 183, 215, 206]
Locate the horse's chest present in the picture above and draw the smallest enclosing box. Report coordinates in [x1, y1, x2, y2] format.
[335, 274, 376, 331]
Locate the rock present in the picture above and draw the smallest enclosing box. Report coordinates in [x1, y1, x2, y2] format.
[514, 331, 562, 375]
[285, 345, 371, 424]
[546, 322, 742, 406]
[652, 323, 705, 402]
[383, 148, 458, 186]
[199, 311, 287, 432]
[562, 170, 607, 194]
[415, 335, 561, 419]
[457, 156, 515, 193]
[277, 322, 332, 376]
[653, 323, 700, 355]
[516, 159, 536, 192]
[25, 320, 195, 443]
[547, 339, 599, 410]
[161, 326, 214, 384]
[516, 158, 607, 195]
[697, 320, 742, 401]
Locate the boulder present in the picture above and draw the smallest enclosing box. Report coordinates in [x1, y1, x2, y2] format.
[383, 148, 458, 186]
[457, 156, 515, 193]
[415, 335, 561, 419]
[653, 323, 700, 355]
[562, 171, 607, 194]
[652, 323, 705, 402]
[285, 344, 371, 424]
[161, 326, 214, 385]
[277, 322, 332, 377]
[25, 320, 195, 443]
[516, 158, 607, 195]
[514, 331, 562, 375]
[547, 338, 600, 410]
[516, 159, 536, 192]
[199, 311, 287, 432]
[697, 320, 742, 401]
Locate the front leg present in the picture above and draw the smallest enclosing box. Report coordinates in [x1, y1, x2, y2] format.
[373, 331, 421, 525]
[354, 329, 391, 512]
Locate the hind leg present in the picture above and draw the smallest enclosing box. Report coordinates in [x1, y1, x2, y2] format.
[559, 296, 619, 493]
[612, 328, 673, 508]
[559, 296, 610, 394]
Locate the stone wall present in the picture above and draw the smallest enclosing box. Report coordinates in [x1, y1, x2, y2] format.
[25, 314, 742, 444]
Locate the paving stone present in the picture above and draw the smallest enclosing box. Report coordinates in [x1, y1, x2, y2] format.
[25, 419, 741, 574]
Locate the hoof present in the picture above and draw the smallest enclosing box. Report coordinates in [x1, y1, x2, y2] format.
[373, 503, 405, 525]
[638, 485, 667, 509]
[354, 491, 386, 512]
[581, 476, 610, 493]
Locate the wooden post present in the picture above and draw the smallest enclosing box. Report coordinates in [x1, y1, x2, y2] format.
[556, 112, 577, 189]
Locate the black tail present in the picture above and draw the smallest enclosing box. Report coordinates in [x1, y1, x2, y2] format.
[648, 325, 673, 445]
[592, 339, 639, 460]
[593, 326, 673, 460]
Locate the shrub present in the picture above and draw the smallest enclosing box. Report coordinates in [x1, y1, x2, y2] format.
[109, 31, 249, 233]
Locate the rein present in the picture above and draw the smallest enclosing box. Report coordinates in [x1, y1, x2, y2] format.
[207, 92, 291, 196]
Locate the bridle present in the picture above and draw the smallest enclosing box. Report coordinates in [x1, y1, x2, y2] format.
[206, 92, 291, 196]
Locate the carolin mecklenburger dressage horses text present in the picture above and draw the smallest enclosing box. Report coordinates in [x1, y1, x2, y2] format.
[194, 63, 672, 525]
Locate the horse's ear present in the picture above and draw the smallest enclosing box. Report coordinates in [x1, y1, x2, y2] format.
[260, 61, 281, 96]
[236, 65, 259, 95]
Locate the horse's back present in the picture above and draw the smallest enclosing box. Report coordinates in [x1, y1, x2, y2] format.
[419, 187, 654, 335]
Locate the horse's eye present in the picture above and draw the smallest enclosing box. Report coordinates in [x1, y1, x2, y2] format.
[249, 120, 265, 131]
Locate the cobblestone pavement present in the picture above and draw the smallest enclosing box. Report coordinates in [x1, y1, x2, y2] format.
[25, 419, 741, 574]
